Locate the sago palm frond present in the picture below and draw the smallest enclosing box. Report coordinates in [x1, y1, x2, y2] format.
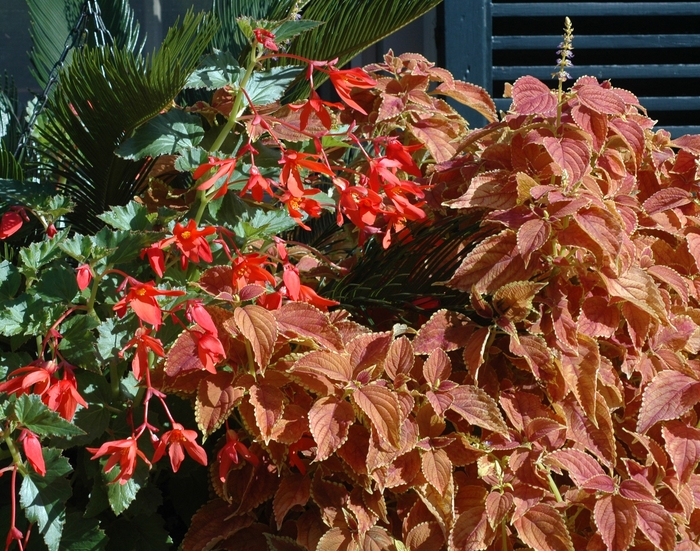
[36, 11, 218, 233]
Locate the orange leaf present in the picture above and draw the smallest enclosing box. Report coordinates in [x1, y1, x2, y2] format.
[559, 334, 599, 421]
[413, 309, 475, 355]
[571, 104, 607, 151]
[315, 527, 353, 551]
[249, 384, 286, 443]
[452, 508, 494, 551]
[634, 501, 675, 551]
[594, 494, 637, 551]
[273, 473, 311, 530]
[661, 420, 700, 484]
[573, 207, 622, 264]
[643, 188, 692, 215]
[421, 448, 452, 494]
[577, 84, 626, 115]
[511, 76, 557, 116]
[165, 329, 207, 377]
[293, 350, 352, 383]
[561, 395, 616, 469]
[449, 385, 508, 434]
[601, 267, 668, 323]
[405, 521, 444, 551]
[182, 499, 252, 551]
[195, 371, 242, 439]
[610, 119, 644, 167]
[637, 370, 700, 433]
[513, 504, 574, 551]
[647, 265, 689, 303]
[448, 170, 517, 210]
[346, 331, 392, 378]
[485, 491, 513, 528]
[234, 305, 277, 371]
[435, 79, 497, 122]
[384, 336, 414, 383]
[274, 302, 344, 352]
[308, 396, 355, 461]
[517, 218, 550, 267]
[545, 449, 606, 488]
[198, 266, 235, 300]
[422, 348, 451, 388]
[543, 136, 590, 186]
[492, 281, 546, 322]
[352, 384, 402, 448]
[578, 296, 620, 338]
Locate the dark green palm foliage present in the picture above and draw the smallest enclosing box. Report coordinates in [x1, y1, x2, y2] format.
[211, 0, 299, 59]
[324, 214, 484, 329]
[0, 76, 22, 178]
[37, 12, 218, 233]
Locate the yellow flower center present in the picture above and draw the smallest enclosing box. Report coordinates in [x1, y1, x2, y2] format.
[181, 231, 191, 240]
[136, 288, 147, 296]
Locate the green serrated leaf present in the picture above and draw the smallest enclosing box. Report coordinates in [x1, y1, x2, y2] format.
[91, 228, 161, 266]
[57, 314, 101, 371]
[0, 259, 22, 299]
[174, 147, 210, 172]
[207, 192, 297, 239]
[185, 50, 244, 90]
[98, 201, 154, 231]
[273, 19, 324, 42]
[19, 448, 72, 551]
[0, 296, 29, 336]
[95, 318, 135, 364]
[116, 109, 205, 161]
[244, 66, 303, 106]
[13, 394, 85, 437]
[105, 458, 149, 515]
[59, 512, 108, 551]
[35, 266, 80, 304]
[19, 230, 68, 274]
[61, 233, 93, 261]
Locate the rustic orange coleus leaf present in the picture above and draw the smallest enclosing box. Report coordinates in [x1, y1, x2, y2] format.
[274, 301, 344, 352]
[352, 384, 402, 448]
[346, 331, 392, 379]
[197, 266, 236, 300]
[543, 136, 590, 187]
[610, 118, 644, 167]
[422, 348, 451, 388]
[634, 501, 675, 551]
[293, 350, 352, 383]
[513, 504, 574, 551]
[492, 280, 546, 322]
[421, 447, 452, 495]
[264, 534, 307, 551]
[410, 114, 462, 163]
[195, 371, 243, 439]
[272, 472, 311, 530]
[451, 507, 494, 551]
[661, 420, 700, 485]
[485, 491, 513, 529]
[447, 230, 533, 294]
[249, 384, 286, 444]
[601, 267, 668, 323]
[571, 104, 607, 151]
[517, 218, 550, 267]
[511, 76, 557, 116]
[308, 396, 355, 461]
[559, 333, 600, 421]
[413, 309, 475, 355]
[314, 526, 353, 551]
[449, 385, 508, 434]
[637, 370, 700, 433]
[347, 486, 379, 536]
[384, 336, 414, 383]
[685, 233, 700, 274]
[463, 326, 490, 379]
[594, 494, 637, 551]
[435, 79, 497, 122]
[576, 84, 626, 115]
[182, 499, 253, 551]
[165, 329, 207, 377]
[573, 207, 622, 264]
[643, 188, 692, 215]
[544, 449, 606, 488]
[448, 169, 518, 210]
[233, 305, 277, 372]
[404, 521, 444, 551]
[578, 296, 620, 338]
[647, 265, 689, 303]
[561, 394, 616, 469]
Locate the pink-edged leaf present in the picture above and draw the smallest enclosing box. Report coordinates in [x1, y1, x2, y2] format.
[463, 326, 490, 379]
[571, 104, 607, 151]
[511, 76, 557, 116]
[249, 384, 286, 443]
[423, 348, 451, 387]
[195, 371, 242, 439]
[274, 302, 343, 351]
[578, 296, 620, 338]
[573, 207, 622, 261]
[198, 266, 235, 300]
[561, 395, 615, 468]
[647, 265, 688, 303]
[451, 508, 494, 551]
[593, 494, 637, 551]
[485, 491, 513, 528]
[234, 305, 277, 371]
[384, 336, 414, 382]
[643, 188, 692, 215]
[686, 233, 700, 273]
[421, 448, 452, 494]
[492, 281, 545, 322]
[449, 170, 517, 210]
[293, 350, 352, 382]
[413, 309, 476, 354]
[543, 136, 590, 186]
[346, 331, 392, 377]
[634, 501, 675, 551]
[405, 522, 444, 551]
[435, 80, 497, 122]
[544, 449, 606, 488]
[559, 333, 599, 420]
[581, 474, 616, 493]
[426, 389, 453, 417]
[618, 479, 656, 502]
[449, 385, 508, 434]
[513, 504, 574, 551]
[637, 370, 700, 433]
[448, 230, 533, 294]
[524, 417, 566, 444]
[661, 420, 700, 484]
[610, 119, 644, 166]
[517, 218, 550, 267]
[308, 396, 355, 461]
[601, 267, 668, 323]
[352, 384, 402, 448]
[273, 473, 311, 530]
[577, 84, 626, 115]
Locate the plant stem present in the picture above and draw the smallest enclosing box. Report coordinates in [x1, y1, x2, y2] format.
[547, 472, 563, 502]
[3, 431, 27, 477]
[193, 189, 209, 226]
[109, 361, 120, 401]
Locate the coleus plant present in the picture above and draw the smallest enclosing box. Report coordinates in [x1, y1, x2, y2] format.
[2, 15, 700, 551]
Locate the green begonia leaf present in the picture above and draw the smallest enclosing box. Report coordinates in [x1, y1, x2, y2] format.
[13, 395, 85, 437]
[185, 50, 244, 90]
[116, 109, 205, 161]
[35, 266, 80, 303]
[0, 259, 21, 299]
[19, 448, 72, 551]
[98, 201, 155, 231]
[244, 66, 303, 106]
[58, 512, 108, 551]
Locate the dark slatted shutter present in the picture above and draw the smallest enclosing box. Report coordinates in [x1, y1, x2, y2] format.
[440, 1, 700, 136]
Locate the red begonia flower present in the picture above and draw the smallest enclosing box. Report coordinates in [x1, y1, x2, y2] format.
[232, 253, 276, 292]
[76, 264, 93, 291]
[19, 429, 46, 476]
[191, 330, 226, 374]
[113, 281, 185, 329]
[87, 437, 151, 485]
[153, 423, 208, 473]
[0, 360, 58, 398]
[327, 67, 377, 115]
[216, 429, 259, 482]
[120, 327, 165, 381]
[253, 28, 278, 52]
[43, 365, 88, 421]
